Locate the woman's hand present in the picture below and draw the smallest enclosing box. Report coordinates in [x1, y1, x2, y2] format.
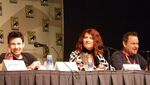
[95, 63, 106, 71]
[76, 59, 82, 64]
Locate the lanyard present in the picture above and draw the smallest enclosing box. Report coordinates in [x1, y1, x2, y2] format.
[125, 56, 136, 64]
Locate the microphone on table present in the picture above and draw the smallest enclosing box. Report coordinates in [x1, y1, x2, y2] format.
[34, 42, 50, 57]
[34, 42, 48, 48]
[139, 50, 150, 53]
[139, 50, 150, 71]
[98, 45, 117, 71]
[105, 46, 118, 51]
[34, 42, 63, 61]
[98, 45, 118, 51]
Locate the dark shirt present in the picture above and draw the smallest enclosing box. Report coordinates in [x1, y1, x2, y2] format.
[82, 48, 100, 67]
[111, 51, 148, 70]
[0, 52, 37, 66]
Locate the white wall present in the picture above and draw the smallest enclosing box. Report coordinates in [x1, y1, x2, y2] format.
[0, 0, 64, 63]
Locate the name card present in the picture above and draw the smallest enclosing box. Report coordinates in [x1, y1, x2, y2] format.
[123, 64, 141, 71]
[55, 62, 78, 71]
[2, 60, 27, 71]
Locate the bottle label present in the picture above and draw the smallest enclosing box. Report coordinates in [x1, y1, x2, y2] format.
[47, 55, 53, 70]
[5, 49, 13, 60]
[88, 60, 94, 71]
[5, 56, 13, 60]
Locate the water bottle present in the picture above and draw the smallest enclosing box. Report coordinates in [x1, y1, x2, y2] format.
[47, 55, 54, 70]
[87, 59, 94, 71]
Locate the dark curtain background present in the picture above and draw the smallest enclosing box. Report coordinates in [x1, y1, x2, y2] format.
[63, 0, 150, 61]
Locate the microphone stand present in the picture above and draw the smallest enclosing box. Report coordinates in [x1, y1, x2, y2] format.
[50, 46, 62, 61]
[33, 42, 62, 62]
[105, 47, 111, 70]
[146, 51, 150, 71]
[43, 46, 50, 58]
[33, 42, 50, 61]
[140, 50, 150, 71]
[105, 46, 118, 71]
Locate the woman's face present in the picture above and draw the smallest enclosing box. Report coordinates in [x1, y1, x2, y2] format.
[83, 33, 94, 51]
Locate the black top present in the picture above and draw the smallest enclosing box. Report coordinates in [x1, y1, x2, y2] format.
[82, 48, 99, 67]
[0, 52, 37, 66]
[111, 51, 148, 70]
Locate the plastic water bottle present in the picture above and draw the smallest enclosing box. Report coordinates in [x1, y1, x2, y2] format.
[87, 59, 94, 71]
[47, 55, 54, 70]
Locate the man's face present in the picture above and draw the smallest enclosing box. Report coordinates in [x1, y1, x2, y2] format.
[8, 38, 24, 56]
[123, 35, 139, 55]
[83, 33, 94, 51]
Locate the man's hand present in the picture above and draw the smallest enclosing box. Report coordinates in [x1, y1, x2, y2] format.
[27, 61, 41, 70]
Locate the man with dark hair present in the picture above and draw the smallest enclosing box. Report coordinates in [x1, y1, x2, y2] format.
[0, 31, 40, 70]
[111, 31, 148, 70]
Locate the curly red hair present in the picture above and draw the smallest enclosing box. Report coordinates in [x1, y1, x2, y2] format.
[76, 28, 104, 56]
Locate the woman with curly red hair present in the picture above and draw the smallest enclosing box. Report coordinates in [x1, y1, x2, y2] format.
[69, 28, 114, 71]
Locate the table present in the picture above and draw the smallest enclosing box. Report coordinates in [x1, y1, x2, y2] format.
[0, 70, 150, 85]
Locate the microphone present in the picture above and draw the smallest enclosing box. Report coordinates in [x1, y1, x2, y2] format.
[34, 42, 63, 61]
[34, 42, 47, 47]
[140, 50, 150, 53]
[98, 45, 118, 51]
[34, 42, 50, 58]
[105, 46, 118, 51]
[100, 46, 117, 71]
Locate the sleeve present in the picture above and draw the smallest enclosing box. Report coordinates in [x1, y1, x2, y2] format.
[69, 51, 79, 62]
[111, 51, 124, 70]
[22, 53, 38, 66]
[28, 53, 37, 61]
[137, 54, 148, 70]
[0, 53, 6, 63]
